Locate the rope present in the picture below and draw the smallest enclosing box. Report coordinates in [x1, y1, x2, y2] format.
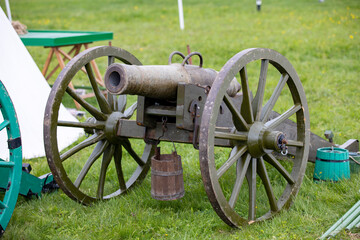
[349, 156, 360, 165]
[11, 21, 28, 35]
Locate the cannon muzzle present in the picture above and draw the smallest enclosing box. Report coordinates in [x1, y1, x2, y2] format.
[105, 63, 240, 99]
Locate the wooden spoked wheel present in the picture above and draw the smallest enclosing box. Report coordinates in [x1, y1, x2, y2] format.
[199, 48, 310, 227]
[44, 46, 155, 205]
[0, 81, 22, 236]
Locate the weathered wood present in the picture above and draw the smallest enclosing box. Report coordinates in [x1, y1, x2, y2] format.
[151, 147, 184, 201]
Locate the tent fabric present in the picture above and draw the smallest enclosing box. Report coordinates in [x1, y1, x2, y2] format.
[0, 8, 83, 159]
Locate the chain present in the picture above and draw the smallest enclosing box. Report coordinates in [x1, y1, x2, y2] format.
[278, 134, 288, 156]
[156, 116, 168, 143]
[156, 116, 177, 153]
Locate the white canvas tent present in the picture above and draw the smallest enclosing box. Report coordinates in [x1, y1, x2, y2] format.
[0, 8, 83, 159]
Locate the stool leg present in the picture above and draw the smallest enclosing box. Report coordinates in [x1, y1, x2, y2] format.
[42, 48, 54, 78]
[54, 48, 81, 109]
[46, 46, 77, 80]
[84, 43, 104, 86]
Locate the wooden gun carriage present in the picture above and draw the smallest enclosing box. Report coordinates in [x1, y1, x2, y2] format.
[44, 46, 309, 228]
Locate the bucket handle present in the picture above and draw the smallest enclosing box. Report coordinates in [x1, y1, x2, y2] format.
[350, 156, 360, 165]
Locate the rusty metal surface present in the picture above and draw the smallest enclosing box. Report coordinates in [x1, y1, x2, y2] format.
[176, 83, 208, 130]
[104, 63, 240, 99]
[340, 139, 359, 153]
[269, 111, 332, 163]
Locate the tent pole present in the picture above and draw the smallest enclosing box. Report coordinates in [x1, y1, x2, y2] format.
[178, 0, 184, 30]
[5, 0, 12, 22]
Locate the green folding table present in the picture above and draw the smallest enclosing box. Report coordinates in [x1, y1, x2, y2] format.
[20, 30, 113, 83]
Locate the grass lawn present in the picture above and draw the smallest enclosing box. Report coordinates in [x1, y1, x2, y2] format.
[1, 0, 360, 239]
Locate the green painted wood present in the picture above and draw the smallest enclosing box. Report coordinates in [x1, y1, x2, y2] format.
[20, 30, 113, 47]
[0, 168, 55, 198]
[317, 147, 349, 161]
[314, 147, 350, 181]
[0, 201, 7, 210]
[0, 81, 22, 235]
[0, 161, 15, 168]
[349, 153, 360, 174]
[0, 120, 10, 131]
[320, 200, 360, 239]
[0, 168, 10, 189]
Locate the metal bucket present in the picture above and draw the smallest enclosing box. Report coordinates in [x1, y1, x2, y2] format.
[314, 147, 350, 181]
[151, 147, 185, 201]
[349, 152, 360, 174]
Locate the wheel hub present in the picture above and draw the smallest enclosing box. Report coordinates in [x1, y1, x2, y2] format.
[104, 112, 124, 143]
[247, 122, 285, 158]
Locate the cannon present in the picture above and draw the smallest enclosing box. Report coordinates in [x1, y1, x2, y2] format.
[44, 46, 310, 228]
[0, 80, 57, 237]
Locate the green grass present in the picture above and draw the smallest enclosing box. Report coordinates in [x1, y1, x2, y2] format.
[1, 0, 360, 239]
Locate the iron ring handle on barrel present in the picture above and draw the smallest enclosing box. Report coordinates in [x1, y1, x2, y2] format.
[168, 51, 189, 65]
[182, 52, 203, 68]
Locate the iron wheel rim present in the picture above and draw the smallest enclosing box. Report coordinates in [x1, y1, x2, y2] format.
[44, 46, 155, 205]
[199, 48, 310, 227]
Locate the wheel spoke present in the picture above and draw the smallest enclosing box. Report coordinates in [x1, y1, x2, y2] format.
[0, 200, 7, 209]
[97, 144, 115, 199]
[247, 158, 257, 221]
[228, 145, 239, 159]
[107, 56, 116, 112]
[0, 161, 15, 168]
[240, 67, 254, 124]
[66, 86, 107, 121]
[108, 53, 126, 112]
[217, 145, 247, 179]
[61, 133, 105, 162]
[286, 140, 304, 147]
[263, 153, 295, 185]
[198, 48, 309, 227]
[117, 95, 127, 113]
[108, 56, 115, 65]
[252, 59, 268, 121]
[229, 153, 251, 208]
[121, 139, 145, 166]
[214, 131, 247, 141]
[123, 102, 137, 119]
[265, 104, 302, 129]
[74, 140, 109, 188]
[114, 144, 127, 192]
[44, 46, 151, 204]
[261, 73, 289, 122]
[223, 94, 249, 131]
[107, 94, 117, 111]
[0, 120, 10, 131]
[257, 157, 279, 212]
[85, 63, 112, 114]
[58, 120, 105, 130]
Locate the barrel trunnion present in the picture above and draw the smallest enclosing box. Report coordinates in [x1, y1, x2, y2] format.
[44, 46, 309, 228]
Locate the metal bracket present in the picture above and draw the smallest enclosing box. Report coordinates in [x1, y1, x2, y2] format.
[190, 100, 201, 149]
[277, 134, 288, 155]
[7, 137, 21, 150]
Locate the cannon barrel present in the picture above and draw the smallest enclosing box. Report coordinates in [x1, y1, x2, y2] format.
[104, 63, 240, 99]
